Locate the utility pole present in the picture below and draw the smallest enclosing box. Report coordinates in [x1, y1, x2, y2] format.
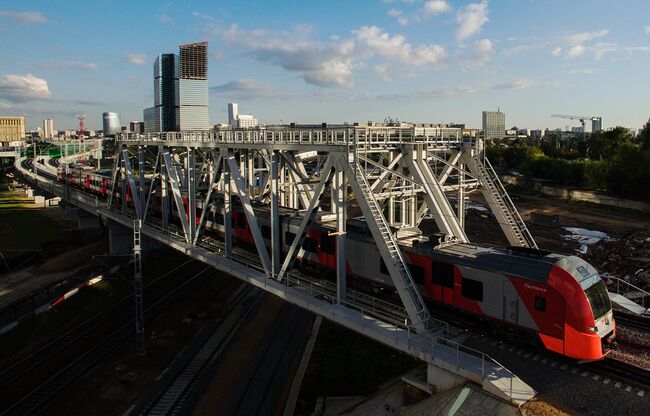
[133, 219, 146, 355]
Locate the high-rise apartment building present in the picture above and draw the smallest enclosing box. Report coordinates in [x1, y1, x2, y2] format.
[102, 112, 122, 135]
[129, 121, 145, 134]
[592, 117, 603, 133]
[43, 118, 55, 139]
[227, 103, 238, 126]
[482, 110, 506, 140]
[0, 116, 25, 144]
[178, 42, 209, 130]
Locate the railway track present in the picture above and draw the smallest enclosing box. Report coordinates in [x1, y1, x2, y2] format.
[615, 311, 650, 332]
[130, 285, 264, 415]
[0, 262, 212, 416]
[586, 357, 650, 391]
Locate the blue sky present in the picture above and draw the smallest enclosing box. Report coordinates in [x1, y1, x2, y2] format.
[0, 0, 649, 131]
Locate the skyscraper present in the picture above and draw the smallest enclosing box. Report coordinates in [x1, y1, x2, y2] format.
[43, 118, 54, 139]
[154, 53, 178, 131]
[228, 102, 238, 126]
[102, 112, 121, 135]
[178, 41, 209, 130]
[0, 116, 25, 145]
[482, 110, 506, 140]
[591, 117, 603, 133]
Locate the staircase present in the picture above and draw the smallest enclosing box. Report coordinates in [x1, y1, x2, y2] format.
[469, 154, 537, 248]
[351, 162, 432, 331]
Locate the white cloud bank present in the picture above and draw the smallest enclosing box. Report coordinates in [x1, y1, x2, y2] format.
[0, 73, 52, 102]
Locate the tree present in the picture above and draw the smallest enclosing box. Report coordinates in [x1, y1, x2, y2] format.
[637, 121, 650, 151]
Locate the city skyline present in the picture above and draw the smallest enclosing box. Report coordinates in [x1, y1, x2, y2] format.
[0, 1, 649, 130]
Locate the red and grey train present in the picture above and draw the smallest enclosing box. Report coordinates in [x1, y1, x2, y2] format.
[55, 163, 616, 361]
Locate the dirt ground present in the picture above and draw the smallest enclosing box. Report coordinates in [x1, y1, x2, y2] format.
[459, 191, 650, 254]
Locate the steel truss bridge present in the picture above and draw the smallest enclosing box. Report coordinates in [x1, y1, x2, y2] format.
[17, 125, 537, 404]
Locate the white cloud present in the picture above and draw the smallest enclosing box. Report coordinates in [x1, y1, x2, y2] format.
[646, 26, 650, 36]
[473, 38, 494, 63]
[24, 61, 99, 70]
[0, 73, 52, 102]
[565, 44, 586, 59]
[551, 47, 562, 57]
[210, 51, 224, 60]
[374, 64, 392, 82]
[562, 29, 608, 45]
[591, 42, 617, 59]
[210, 79, 278, 98]
[568, 68, 599, 75]
[353, 26, 446, 65]
[208, 24, 445, 87]
[387, 8, 409, 25]
[0, 9, 46, 23]
[303, 59, 354, 87]
[124, 53, 147, 65]
[502, 45, 528, 56]
[159, 14, 172, 24]
[456, 1, 489, 41]
[423, 1, 452, 16]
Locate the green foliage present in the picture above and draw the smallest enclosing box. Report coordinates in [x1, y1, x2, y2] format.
[492, 127, 650, 200]
[638, 122, 650, 151]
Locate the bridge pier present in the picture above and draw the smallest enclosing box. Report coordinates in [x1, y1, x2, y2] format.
[107, 220, 162, 255]
[78, 211, 101, 230]
[427, 363, 466, 393]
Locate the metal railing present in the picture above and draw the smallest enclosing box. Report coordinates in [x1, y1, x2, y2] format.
[115, 126, 464, 147]
[608, 275, 650, 309]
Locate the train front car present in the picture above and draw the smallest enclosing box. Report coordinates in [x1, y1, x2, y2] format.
[548, 256, 615, 361]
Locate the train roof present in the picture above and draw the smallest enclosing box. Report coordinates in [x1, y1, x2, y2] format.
[344, 217, 565, 283]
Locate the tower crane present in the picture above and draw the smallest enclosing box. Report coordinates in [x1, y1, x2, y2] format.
[551, 114, 602, 134]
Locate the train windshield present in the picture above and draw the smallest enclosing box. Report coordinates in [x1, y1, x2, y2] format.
[583, 276, 611, 320]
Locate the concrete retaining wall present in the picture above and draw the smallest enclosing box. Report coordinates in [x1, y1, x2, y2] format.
[502, 175, 650, 214]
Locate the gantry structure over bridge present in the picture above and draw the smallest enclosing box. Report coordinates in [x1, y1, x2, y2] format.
[18, 124, 537, 404]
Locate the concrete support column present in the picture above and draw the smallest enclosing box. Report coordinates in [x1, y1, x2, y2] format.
[458, 161, 465, 230]
[427, 364, 465, 393]
[108, 221, 132, 255]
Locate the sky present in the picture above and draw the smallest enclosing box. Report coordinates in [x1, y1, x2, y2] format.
[0, 0, 649, 131]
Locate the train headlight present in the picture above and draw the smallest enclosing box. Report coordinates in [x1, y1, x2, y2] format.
[589, 326, 598, 333]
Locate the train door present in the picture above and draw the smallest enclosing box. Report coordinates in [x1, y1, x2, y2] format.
[503, 281, 519, 324]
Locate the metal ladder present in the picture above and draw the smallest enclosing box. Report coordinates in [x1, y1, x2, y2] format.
[471, 155, 537, 248]
[352, 163, 431, 330]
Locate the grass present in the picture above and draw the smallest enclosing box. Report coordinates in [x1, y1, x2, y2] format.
[0, 176, 67, 256]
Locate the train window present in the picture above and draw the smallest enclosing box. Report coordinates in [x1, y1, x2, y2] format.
[303, 237, 317, 253]
[261, 225, 271, 238]
[409, 264, 425, 285]
[461, 278, 483, 302]
[431, 261, 454, 288]
[321, 234, 335, 254]
[577, 266, 590, 278]
[535, 296, 546, 312]
[215, 213, 224, 225]
[380, 257, 389, 275]
[285, 232, 296, 245]
[237, 214, 247, 228]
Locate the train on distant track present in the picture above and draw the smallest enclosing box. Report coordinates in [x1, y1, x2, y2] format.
[55, 161, 616, 361]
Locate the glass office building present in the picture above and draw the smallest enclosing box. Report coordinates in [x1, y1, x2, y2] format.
[102, 112, 121, 135]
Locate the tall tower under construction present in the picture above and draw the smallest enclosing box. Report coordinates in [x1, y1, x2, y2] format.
[177, 41, 209, 130]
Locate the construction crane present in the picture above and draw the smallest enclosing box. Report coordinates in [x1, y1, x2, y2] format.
[551, 114, 602, 134]
[75, 114, 87, 164]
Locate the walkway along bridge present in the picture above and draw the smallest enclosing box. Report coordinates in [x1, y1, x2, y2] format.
[16, 125, 537, 405]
